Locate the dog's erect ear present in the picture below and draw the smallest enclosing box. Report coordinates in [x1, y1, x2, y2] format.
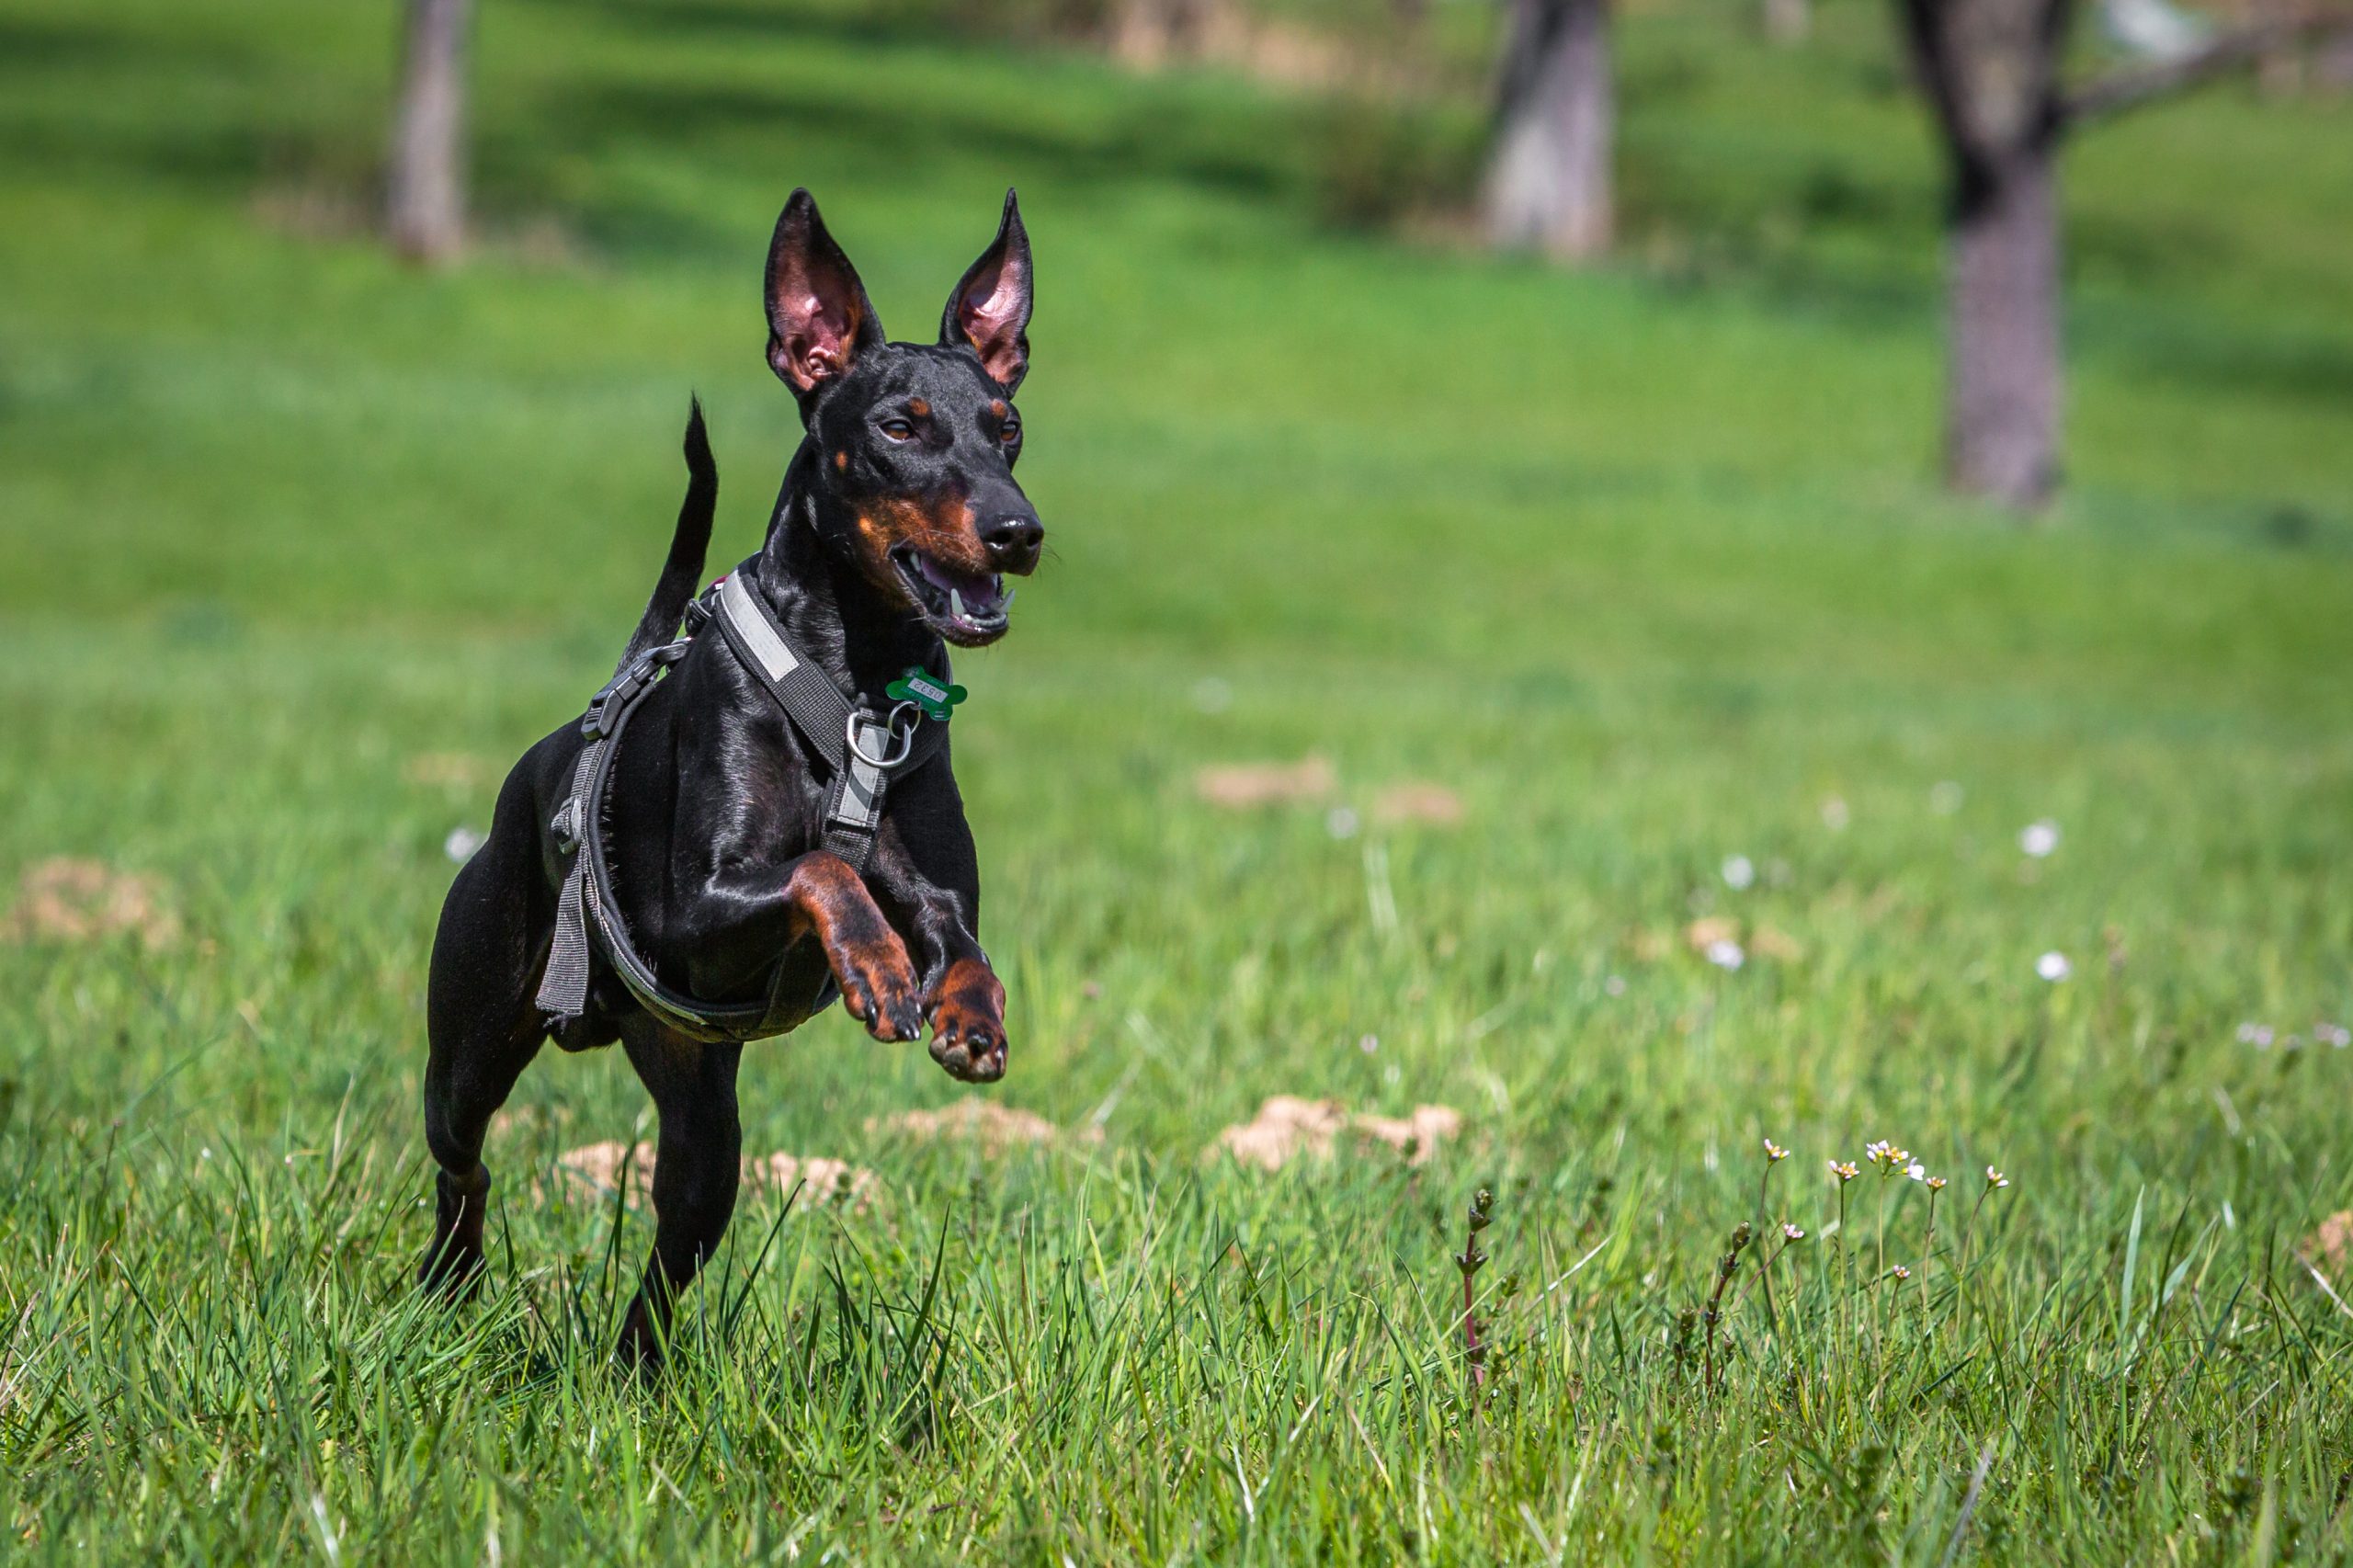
[938, 189, 1033, 392]
[765, 189, 883, 393]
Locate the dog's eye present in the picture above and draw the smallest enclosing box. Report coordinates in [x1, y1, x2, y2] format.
[998, 419, 1021, 444]
[879, 418, 916, 441]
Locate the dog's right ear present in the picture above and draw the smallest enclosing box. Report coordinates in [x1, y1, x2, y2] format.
[764, 189, 883, 394]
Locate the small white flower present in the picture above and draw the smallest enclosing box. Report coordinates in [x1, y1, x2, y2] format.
[1324, 806, 1359, 839]
[1763, 1138, 1789, 1163]
[2020, 820, 2061, 858]
[1722, 855, 1756, 891]
[2235, 1021, 2275, 1048]
[1888, 1264, 1911, 1281]
[444, 825, 485, 862]
[1781, 1222, 1806, 1241]
[2036, 950, 2073, 983]
[1704, 938, 1745, 971]
[1984, 1165, 2009, 1189]
[1906, 1162, 1927, 1182]
[1829, 1160, 1859, 1183]
[2318, 1023, 2350, 1049]
[1358, 1033, 1379, 1055]
[1929, 781, 1965, 816]
[1927, 1175, 1947, 1191]
[1820, 796, 1850, 832]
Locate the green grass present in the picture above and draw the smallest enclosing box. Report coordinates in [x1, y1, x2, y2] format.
[5, 0, 2353, 1559]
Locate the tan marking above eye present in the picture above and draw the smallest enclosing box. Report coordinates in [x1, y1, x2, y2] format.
[834, 449, 848, 471]
[989, 400, 1007, 418]
[908, 398, 930, 418]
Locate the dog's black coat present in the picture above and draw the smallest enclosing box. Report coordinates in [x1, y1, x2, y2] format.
[419, 190, 1042, 1365]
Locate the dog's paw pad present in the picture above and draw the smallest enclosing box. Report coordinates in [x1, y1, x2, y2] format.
[927, 1003, 1007, 1082]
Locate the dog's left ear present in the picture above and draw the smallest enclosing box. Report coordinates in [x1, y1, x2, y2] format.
[939, 189, 1033, 392]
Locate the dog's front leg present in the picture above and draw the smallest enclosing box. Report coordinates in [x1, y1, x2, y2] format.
[680, 850, 924, 1042]
[870, 795, 1008, 1083]
[776, 851, 925, 1042]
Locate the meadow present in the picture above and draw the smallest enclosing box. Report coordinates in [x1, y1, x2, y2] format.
[3, 0, 2353, 1559]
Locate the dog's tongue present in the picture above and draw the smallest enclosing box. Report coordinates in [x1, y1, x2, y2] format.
[915, 553, 1003, 612]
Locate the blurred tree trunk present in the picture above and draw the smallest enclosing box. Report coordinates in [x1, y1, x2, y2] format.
[1110, 0, 1209, 67]
[1898, 0, 2351, 508]
[1943, 143, 2062, 505]
[2322, 27, 2353, 84]
[2256, 0, 2309, 89]
[1898, 0, 2072, 506]
[387, 0, 474, 265]
[2258, 0, 2353, 88]
[1765, 0, 1812, 43]
[1484, 0, 1613, 261]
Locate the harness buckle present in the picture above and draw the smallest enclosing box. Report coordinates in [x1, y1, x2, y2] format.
[550, 798, 581, 855]
[583, 678, 631, 739]
[582, 649, 672, 740]
[845, 701, 922, 771]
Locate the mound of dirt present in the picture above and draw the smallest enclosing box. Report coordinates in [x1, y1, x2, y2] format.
[555, 1141, 878, 1211]
[1, 858, 178, 949]
[1370, 782, 1463, 827]
[2303, 1210, 2353, 1278]
[867, 1098, 1102, 1154]
[1195, 757, 1336, 808]
[1211, 1095, 1461, 1171]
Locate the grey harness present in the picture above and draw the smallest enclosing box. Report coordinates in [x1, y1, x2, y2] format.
[533, 562, 950, 1043]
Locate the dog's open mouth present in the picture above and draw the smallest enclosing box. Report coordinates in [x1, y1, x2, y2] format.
[892, 548, 1011, 646]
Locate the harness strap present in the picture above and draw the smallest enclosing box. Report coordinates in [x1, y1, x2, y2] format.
[710, 567, 949, 874]
[534, 559, 952, 1042]
[533, 743, 600, 1022]
[711, 573, 851, 769]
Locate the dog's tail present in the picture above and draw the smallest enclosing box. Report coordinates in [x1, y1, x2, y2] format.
[618, 396, 719, 673]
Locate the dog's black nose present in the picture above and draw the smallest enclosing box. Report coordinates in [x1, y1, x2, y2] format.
[979, 512, 1043, 563]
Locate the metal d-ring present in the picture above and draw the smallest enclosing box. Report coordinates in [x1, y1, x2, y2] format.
[846, 701, 920, 770]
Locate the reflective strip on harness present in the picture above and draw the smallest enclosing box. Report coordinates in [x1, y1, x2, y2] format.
[833, 721, 889, 831]
[720, 572, 800, 682]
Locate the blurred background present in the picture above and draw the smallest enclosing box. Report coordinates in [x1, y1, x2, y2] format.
[8, 0, 2352, 642]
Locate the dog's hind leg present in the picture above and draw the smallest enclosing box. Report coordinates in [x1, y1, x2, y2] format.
[418, 780, 550, 1297]
[611, 1021, 742, 1372]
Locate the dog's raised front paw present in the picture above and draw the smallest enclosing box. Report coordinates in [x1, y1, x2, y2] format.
[926, 958, 1007, 1082]
[832, 931, 923, 1042]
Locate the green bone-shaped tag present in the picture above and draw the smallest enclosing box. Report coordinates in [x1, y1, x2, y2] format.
[888, 667, 966, 722]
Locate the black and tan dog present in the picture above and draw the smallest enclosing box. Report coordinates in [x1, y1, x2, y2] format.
[419, 189, 1042, 1365]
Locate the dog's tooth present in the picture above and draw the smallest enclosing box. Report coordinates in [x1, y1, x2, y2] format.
[949, 586, 965, 621]
[1002, 588, 1016, 608]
